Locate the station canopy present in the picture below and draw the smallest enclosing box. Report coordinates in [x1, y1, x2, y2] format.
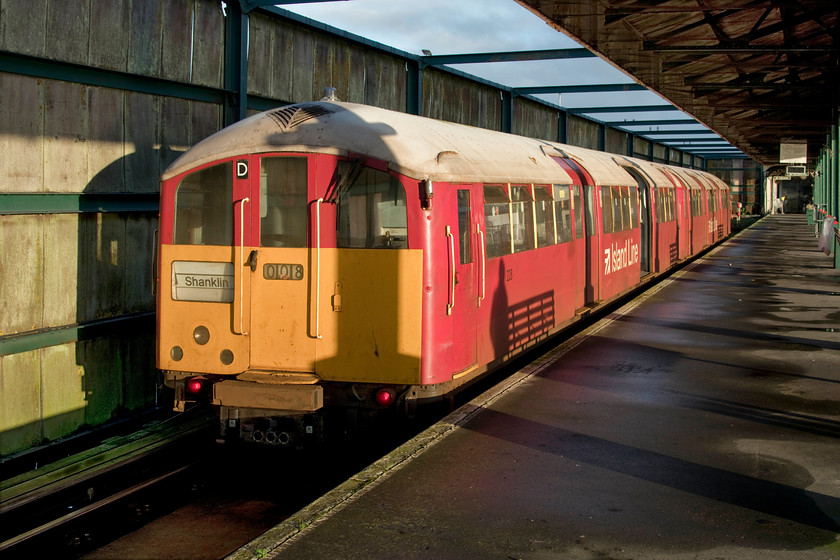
[515, 0, 840, 166]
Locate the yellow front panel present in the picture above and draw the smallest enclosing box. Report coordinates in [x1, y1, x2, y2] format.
[249, 247, 316, 371]
[315, 249, 423, 384]
[157, 245, 250, 375]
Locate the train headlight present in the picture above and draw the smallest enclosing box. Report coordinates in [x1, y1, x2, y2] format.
[220, 349, 234, 365]
[170, 346, 183, 361]
[193, 325, 210, 345]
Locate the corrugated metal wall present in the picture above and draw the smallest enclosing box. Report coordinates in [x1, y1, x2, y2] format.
[0, 0, 703, 455]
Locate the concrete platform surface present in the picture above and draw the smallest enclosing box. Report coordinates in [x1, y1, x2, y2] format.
[229, 215, 840, 560]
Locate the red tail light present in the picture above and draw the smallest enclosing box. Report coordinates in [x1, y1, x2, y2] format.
[186, 377, 207, 395]
[375, 388, 396, 408]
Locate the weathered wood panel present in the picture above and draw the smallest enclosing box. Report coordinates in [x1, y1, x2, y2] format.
[606, 127, 628, 155]
[653, 143, 667, 161]
[44, 80, 89, 193]
[41, 345, 86, 441]
[190, 0, 224, 88]
[0, 216, 44, 335]
[0, 0, 48, 57]
[88, 87, 126, 193]
[0, 351, 42, 454]
[42, 214, 80, 327]
[48, 0, 90, 66]
[292, 28, 316, 103]
[0, 73, 44, 192]
[128, 0, 162, 77]
[125, 92, 160, 193]
[90, 0, 130, 71]
[568, 115, 601, 150]
[634, 136, 651, 159]
[514, 99, 559, 142]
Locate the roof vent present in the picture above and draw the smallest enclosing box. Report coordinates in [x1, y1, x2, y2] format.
[321, 87, 339, 101]
[268, 104, 334, 132]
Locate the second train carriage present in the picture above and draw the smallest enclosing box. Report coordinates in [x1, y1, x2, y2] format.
[156, 97, 730, 445]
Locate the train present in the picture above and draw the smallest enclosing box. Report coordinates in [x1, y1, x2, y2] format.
[155, 91, 730, 446]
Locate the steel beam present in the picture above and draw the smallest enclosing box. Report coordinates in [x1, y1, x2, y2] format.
[610, 119, 698, 126]
[513, 84, 646, 95]
[568, 105, 679, 114]
[0, 312, 155, 357]
[420, 48, 596, 67]
[0, 193, 159, 215]
[635, 130, 720, 136]
[0, 50, 225, 104]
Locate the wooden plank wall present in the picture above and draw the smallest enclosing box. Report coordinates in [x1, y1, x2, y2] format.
[0, 0, 224, 455]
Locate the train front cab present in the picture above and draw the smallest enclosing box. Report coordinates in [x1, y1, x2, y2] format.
[157, 152, 428, 443]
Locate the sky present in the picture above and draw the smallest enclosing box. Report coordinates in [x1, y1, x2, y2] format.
[280, 0, 738, 151]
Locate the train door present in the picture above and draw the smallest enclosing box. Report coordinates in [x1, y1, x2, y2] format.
[246, 154, 316, 372]
[448, 185, 479, 372]
[624, 167, 651, 276]
[551, 157, 599, 306]
[233, 155, 255, 353]
[571, 185, 585, 310]
[584, 185, 600, 302]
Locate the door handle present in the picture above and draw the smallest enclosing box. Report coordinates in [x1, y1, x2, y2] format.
[247, 250, 258, 272]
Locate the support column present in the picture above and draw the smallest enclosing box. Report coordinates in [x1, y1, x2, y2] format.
[224, 3, 249, 126]
[502, 91, 514, 134]
[407, 61, 423, 116]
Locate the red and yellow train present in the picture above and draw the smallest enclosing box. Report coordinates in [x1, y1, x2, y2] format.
[156, 96, 730, 445]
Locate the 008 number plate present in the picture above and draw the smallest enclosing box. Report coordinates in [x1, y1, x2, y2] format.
[263, 263, 304, 281]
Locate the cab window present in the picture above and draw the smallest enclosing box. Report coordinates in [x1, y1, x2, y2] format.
[337, 165, 407, 249]
[173, 162, 233, 245]
[260, 156, 308, 247]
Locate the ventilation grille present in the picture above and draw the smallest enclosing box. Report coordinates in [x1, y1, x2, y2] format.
[268, 105, 333, 132]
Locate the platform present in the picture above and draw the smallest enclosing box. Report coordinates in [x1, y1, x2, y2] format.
[229, 215, 840, 560]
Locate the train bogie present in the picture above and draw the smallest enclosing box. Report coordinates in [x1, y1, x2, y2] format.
[156, 98, 730, 444]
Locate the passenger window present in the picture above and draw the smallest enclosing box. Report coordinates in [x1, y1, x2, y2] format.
[572, 185, 584, 239]
[174, 162, 233, 246]
[553, 185, 573, 243]
[260, 157, 308, 247]
[484, 185, 511, 259]
[457, 189, 472, 264]
[585, 186, 597, 237]
[601, 186, 614, 234]
[619, 186, 630, 232]
[535, 186, 555, 248]
[337, 165, 407, 249]
[629, 187, 639, 228]
[511, 185, 535, 253]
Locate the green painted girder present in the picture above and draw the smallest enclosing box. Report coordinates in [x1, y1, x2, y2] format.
[420, 48, 596, 67]
[0, 312, 155, 357]
[569, 104, 679, 114]
[0, 50, 281, 114]
[0, 193, 159, 215]
[637, 130, 720, 136]
[514, 83, 647, 95]
[0, 50, 225, 105]
[610, 119, 698, 126]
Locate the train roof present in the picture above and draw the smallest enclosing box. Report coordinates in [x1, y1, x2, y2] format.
[162, 101, 639, 187]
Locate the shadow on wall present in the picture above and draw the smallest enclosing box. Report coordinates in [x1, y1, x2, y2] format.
[0, 147, 184, 457]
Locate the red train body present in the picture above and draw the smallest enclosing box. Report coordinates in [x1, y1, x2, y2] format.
[156, 99, 730, 445]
